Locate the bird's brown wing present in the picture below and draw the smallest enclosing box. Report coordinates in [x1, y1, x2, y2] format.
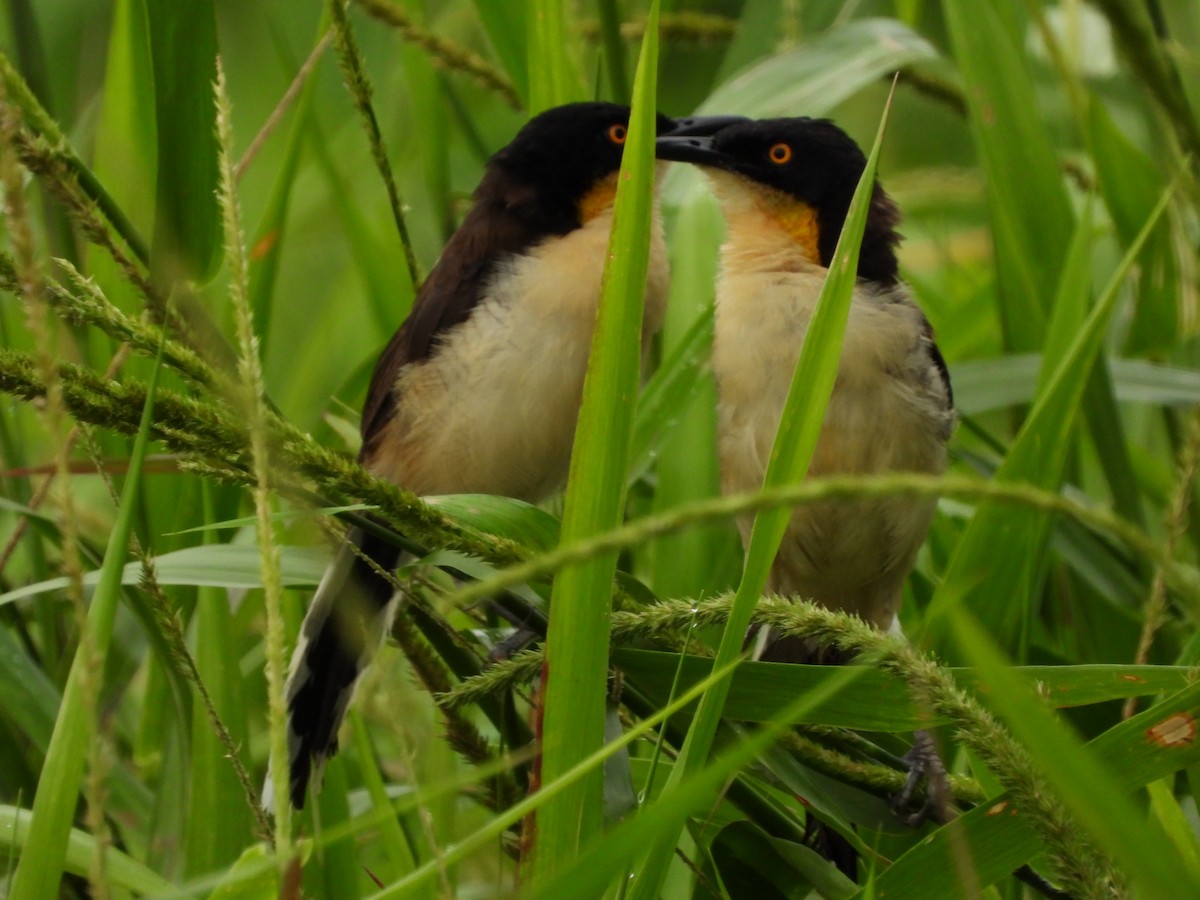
[358, 181, 548, 460]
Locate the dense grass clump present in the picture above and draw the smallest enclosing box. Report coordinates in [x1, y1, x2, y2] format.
[0, 2, 1198, 897]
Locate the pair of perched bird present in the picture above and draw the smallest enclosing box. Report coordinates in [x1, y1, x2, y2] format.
[277, 102, 956, 813]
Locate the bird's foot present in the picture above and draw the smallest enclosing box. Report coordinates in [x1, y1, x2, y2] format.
[891, 729, 951, 827]
[487, 627, 540, 663]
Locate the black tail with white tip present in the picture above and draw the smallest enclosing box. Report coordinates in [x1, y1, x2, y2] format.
[265, 527, 402, 811]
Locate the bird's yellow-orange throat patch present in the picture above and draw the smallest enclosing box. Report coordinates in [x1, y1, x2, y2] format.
[770, 200, 821, 266]
[577, 173, 619, 223]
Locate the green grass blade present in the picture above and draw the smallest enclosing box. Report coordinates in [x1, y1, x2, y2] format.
[349, 711, 418, 884]
[525, 0, 583, 112]
[532, 6, 661, 876]
[532, 664, 870, 900]
[8, 348, 163, 900]
[942, 0, 1073, 352]
[616, 649, 1196, 730]
[946, 607, 1200, 898]
[145, 0, 221, 281]
[596, 0, 629, 102]
[0, 804, 176, 895]
[245, 25, 328, 361]
[626, 82, 899, 900]
[470, 1, 528, 104]
[185, 485, 254, 877]
[372, 649, 747, 898]
[306, 757, 362, 899]
[925, 185, 1175, 654]
[643, 195, 730, 600]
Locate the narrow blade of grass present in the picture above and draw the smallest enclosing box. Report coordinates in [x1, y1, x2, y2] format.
[942, 0, 1071, 352]
[0, 804, 176, 895]
[185, 484, 255, 876]
[145, 0, 221, 282]
[372, 650, 747, 898]
[8, 349, 162, 900]
[946, 606, 1200, 899]
[532, 5, 661, 876]
[525, 0, 583, 112]
[531, 664, 870, 900]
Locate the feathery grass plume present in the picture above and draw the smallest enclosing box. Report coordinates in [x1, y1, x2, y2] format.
[356, 0, 521, 108]
[327, 0, 420, 290]
[2, 344, 1189, 631]
[213, 58, 289, 853]
[8, 130, 158, 310]
[444, 472, 1187, 612]
[580, 10, 738, 43]
[437, 648, 545, 712]
[0, 345, 540, 566]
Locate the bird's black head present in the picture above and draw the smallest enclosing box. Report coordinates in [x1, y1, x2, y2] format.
[656, 117, 901, 284]
[482, 102, 741, 235]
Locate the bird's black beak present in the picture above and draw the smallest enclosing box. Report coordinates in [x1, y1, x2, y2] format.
[663, 115, 748, 137]
[655, 133, 730, 167]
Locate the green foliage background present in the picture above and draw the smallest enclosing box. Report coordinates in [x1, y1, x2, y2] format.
[0, 0, 1199, 897]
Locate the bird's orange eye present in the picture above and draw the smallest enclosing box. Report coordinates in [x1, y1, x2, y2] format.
[608, 124, 627, 144]
[768, 143, 792, 164]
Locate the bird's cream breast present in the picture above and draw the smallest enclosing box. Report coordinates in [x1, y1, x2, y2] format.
[713, 270, 948, 623]
[370, 206, 668, 501]
[715, 271, 947, 482]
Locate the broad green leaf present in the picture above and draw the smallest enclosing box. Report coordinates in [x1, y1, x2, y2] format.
[425, 493, 560, 554]
[952, 356, 1200, 414]
[206, 842, 281, 899]
[696, 18, 937, 122]
[0, 544, 329, 604]
[1089, 98, 1180, 354]
[534, 6, 661, 875]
